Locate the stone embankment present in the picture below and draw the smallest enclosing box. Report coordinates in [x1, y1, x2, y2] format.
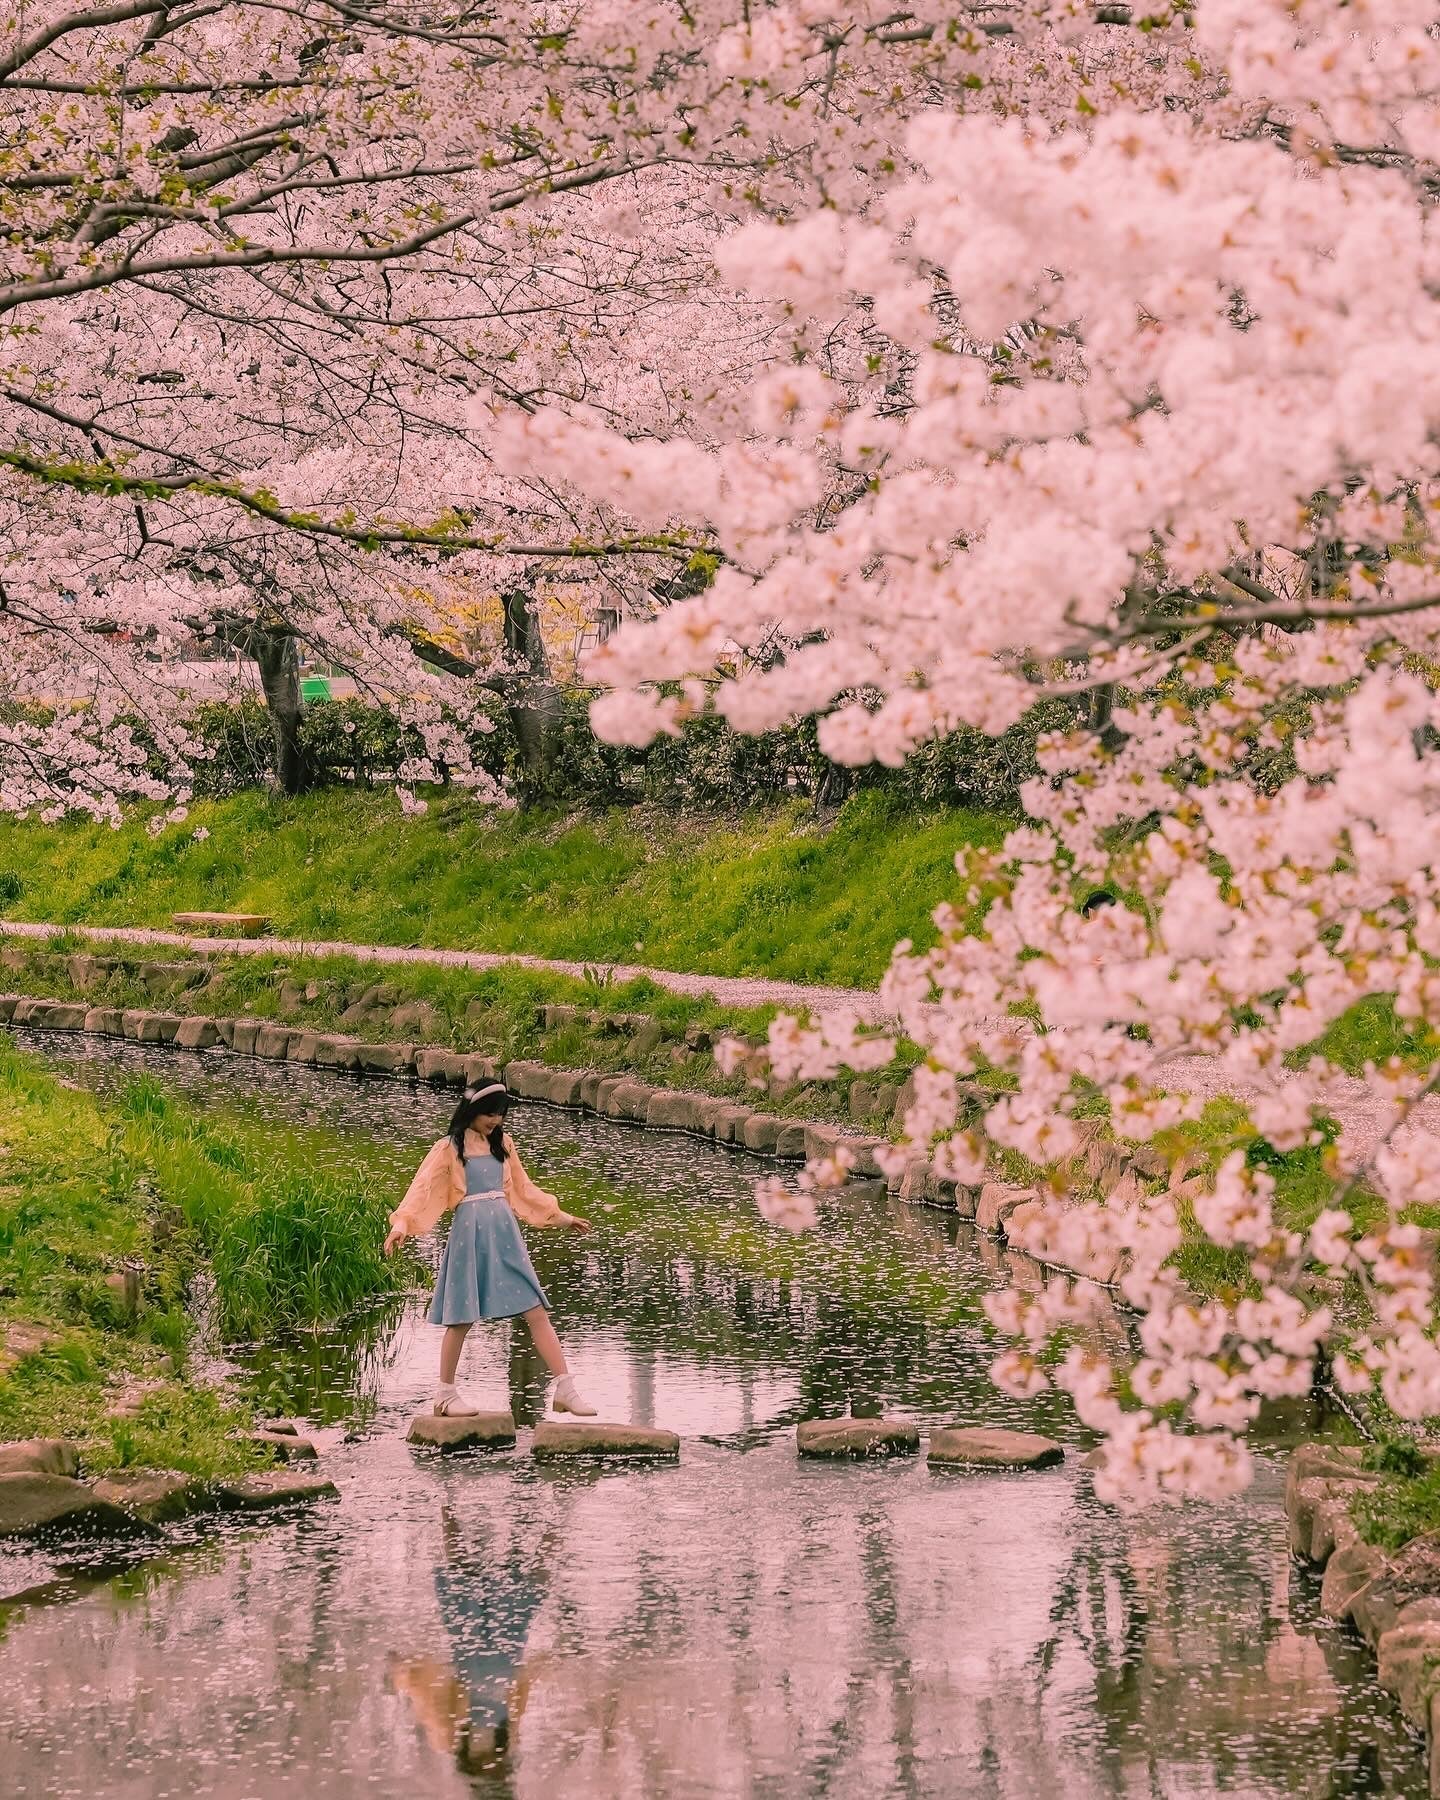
[1287, 1444, 1440, 1796]
[1, 987, 1170, 1303]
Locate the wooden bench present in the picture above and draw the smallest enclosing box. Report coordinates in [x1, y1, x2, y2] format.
[171, 912, 271, 938]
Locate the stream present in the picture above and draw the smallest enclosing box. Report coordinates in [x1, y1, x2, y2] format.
[0, 1029, 1429, 1799]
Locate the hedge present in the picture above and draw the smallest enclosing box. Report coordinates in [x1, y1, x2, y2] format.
[175, 690, 1086, 816]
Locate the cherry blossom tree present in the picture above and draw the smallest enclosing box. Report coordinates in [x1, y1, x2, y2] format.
[3, 1, 1166, 813]
[495, 1, 1440, 1502]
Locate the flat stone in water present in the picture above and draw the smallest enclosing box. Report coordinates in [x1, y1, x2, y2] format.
[245, 1429, 318, 1461]
[407, 1411, 517, 1451]
[796, 1418, 920, 1460]
[90, 1468, 207, 1525]
[0, 1473, 160, 1540]
[531, 1422, 679, 1462]
[928, 1427, 1065, 1470]
[0, 1437, 80, 1477]
[215, 1471, 339, 1510]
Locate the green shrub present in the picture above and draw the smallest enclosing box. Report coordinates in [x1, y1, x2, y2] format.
[172, 688, 1082, 816]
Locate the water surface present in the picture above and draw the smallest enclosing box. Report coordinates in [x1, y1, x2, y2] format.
[0, 1032, 1425, 1799]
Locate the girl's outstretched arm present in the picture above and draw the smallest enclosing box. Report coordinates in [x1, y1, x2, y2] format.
[504, 1134, 589, 1231]
[387, 1138, 458, 1247]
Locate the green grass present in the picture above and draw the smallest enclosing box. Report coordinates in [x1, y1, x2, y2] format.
[0, 1042, 409, 1472]
[114, 1075, 409, 1340]
[0, 788, 1007, 988]
[1352, 1443, 1440, 1552]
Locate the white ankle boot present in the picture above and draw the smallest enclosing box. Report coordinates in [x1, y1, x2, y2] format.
[434, 1384, 480, 1417]
[552, 1375, 597, 1418]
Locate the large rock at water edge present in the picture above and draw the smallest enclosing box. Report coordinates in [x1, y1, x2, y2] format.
[796, 1418, 920, 1460]
[740, 1113, 785, 1154]
[928, 1427, 1064, 1470]
[1350, 1532, 1440, 1650]
[215, 1470, 339, 1510]
[503, 1060, 553, 1101]
[245, 1429, 319, 1461]
[531, 1421, 680, 1462]
[175, 1015, 221, 1050]
[134, 1011, 182, 1044]
[358, 1041, 415, 1075]
[1321, 1538, 1388, 1621]
[547, 1070, 586, 1107]
[646, 1090, 700, 1132]
[713, 1104, 752, 1144]
[407, 1411, 517, 1451]
[416, 1048, 467, 1086]
[90, 1468, 207, 1524]
[975, 1183, 1032, 1234]
[0, 1472, 159, 1540]
[0, 1437, 80, 1477]
[1377, 1606, 1440, 1728]
[604, 1079, 655, 1123]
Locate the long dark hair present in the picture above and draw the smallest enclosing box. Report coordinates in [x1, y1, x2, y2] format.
[448, 1084, 510, 1162]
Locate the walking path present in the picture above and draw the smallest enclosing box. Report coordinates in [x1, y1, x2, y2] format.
[0, 919, 880, 1021]
[5, 918, 1439, 1163]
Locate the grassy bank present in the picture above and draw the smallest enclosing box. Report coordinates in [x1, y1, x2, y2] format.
[0, 789, 1006, 988]
[0, 1043, 406, 1474]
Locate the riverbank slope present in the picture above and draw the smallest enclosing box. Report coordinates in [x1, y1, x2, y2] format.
[0, 791, 1006, 988]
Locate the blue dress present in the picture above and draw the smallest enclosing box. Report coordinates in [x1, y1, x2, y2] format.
[426, 1151, 551, 1325]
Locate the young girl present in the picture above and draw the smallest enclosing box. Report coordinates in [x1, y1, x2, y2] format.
[385, 1082, 596, 1419]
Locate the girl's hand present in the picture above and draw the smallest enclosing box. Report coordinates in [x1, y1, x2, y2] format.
[563, 1214, 592, 1235]
[383, 1224, 408, 1257]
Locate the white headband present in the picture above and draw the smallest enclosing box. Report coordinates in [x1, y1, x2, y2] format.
[464, 1082, 508, 1104]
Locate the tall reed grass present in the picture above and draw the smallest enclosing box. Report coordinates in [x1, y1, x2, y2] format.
[115, 1075, 405, 1339]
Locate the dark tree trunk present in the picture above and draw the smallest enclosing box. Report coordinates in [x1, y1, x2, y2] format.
[813, 762, 852, 816]
[251, 626, 306, 795]
[501, 588, 559, 797]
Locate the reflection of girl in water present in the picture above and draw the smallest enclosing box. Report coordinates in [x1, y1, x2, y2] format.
[390, 1508, 554, 1781]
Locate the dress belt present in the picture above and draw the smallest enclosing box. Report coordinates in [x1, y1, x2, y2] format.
[458, 1189, 505, 1205]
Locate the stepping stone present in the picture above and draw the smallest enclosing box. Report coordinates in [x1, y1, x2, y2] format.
[0, 1473, 160, 1540]
[89, 1468, 207, 1525]
[407, 1411, 517, 1452]
[215, 1471, 339, 1510]
[531, 1422, 679, 1462]
[245, 1430, 318, 1461]
[0, 1437, 80, 1478]
[796, 1418, 920, 1460]
[928, 1427, 1065, 1471]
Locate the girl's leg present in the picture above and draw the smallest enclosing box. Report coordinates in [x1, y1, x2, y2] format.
[522, 1306, 568, 1378]
[440, 1322, 473, 1385]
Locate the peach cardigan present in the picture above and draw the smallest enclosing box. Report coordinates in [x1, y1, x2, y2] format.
[390, 1130, 567, 1237]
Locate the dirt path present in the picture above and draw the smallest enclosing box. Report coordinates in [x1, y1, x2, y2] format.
[0, 919, 881, 1021]
[5, 918, 1437, 1163]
